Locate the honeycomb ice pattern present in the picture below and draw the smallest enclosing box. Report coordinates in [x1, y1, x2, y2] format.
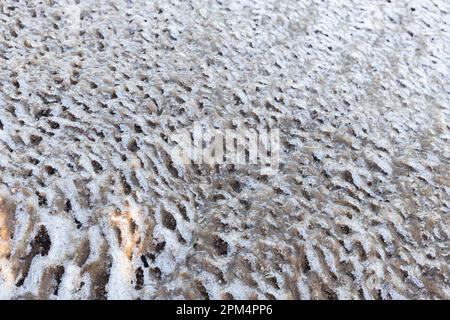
[0, 0, 449, 299]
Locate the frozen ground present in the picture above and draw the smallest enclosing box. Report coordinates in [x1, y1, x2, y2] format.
[0, 0, 449, 299]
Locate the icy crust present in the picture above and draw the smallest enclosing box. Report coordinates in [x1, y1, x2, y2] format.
[0, 0, 449, 299]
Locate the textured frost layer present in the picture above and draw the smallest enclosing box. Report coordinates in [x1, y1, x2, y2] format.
[0, 0, 449, 299]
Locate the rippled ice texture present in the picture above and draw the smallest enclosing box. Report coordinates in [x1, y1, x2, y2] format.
[0, 0, 449, 299]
